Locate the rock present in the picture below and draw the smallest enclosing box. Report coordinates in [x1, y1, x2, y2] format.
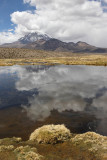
[29, 124, 71, 144]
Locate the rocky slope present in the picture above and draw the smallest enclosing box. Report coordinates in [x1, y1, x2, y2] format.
[0, 124, 106, 160]
[24, 39, 101, 53]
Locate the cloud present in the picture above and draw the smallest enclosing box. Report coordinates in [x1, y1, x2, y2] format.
[8, 29, 14, 32]
[0, 0, 107, 47]
[0, 32, 21, 45]
[0, 65, 24, 75]
[93, 92, 107, 111]
[103, 0, 107, 3]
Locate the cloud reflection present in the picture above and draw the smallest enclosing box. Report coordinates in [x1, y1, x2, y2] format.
[14, 65, 107, 122]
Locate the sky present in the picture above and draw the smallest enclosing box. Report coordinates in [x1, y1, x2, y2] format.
[0, 0, 35, 31]
[0, 0, 107, 47]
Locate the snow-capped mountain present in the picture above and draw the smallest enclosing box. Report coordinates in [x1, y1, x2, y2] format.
[19, 32, 51, 44]
[1, 32, 107, 53]
[0, 32, 51, 48]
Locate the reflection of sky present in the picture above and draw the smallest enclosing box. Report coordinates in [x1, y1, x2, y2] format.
[0, 65, 107, 135]
[0, 66, 38, 109]
[89, 0, 107, 12]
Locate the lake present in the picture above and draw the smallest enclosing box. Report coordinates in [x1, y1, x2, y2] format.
[0, 65, 107, 140]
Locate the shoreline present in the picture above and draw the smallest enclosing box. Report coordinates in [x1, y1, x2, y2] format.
[0, 124, 107, 160]
[0, 47, 107, 66]
[0, 55, 107, 66]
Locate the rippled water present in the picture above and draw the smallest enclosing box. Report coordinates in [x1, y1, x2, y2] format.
[0, 65, 107, 139]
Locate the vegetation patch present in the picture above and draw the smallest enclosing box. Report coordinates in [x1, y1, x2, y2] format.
[0, 125, 107, 159]
[29, 124, 71, 144]
[0, 48, 107, 66]
[71, 132, 107, 160]
[14, 146, 43, 160]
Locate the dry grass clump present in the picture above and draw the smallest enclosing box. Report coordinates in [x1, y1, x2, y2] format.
[29, 124, 71, 144]
[71, 132, 107, 160]
[0, 129, 106, 160]
[0, 145, 14, 152]
[72, 132, 107, 142]
[0, 137, 22, 146]
[14, 146, 43, 160]
[0, 55, 107, 66]
[10, 137, 22, 143]
[0, 47, 107, 66]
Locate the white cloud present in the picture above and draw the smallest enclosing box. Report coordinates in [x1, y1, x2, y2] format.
[0, 0, 107, 47]
[8, 29, 14, 32]
[103, 0, 107, 3]
[0, 32, 20, 45]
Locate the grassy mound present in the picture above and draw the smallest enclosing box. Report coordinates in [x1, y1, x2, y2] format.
[29, 124, 71, 144]
[14, 146, 43, 160]
[0, 125, 106, 160]
[71, 132, 107, 160]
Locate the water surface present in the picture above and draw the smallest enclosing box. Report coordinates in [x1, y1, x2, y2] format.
[0, 65, 107, 140]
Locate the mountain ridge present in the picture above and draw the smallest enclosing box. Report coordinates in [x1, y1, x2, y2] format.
[1, 32, 107, 53]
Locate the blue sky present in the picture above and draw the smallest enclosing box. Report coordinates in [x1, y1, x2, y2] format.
[0, 0, 35, 32]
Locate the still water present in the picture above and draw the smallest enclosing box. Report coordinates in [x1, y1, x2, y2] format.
[0, 65, 107, 140]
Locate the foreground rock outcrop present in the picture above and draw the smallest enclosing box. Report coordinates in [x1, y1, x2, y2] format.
[0, 124, 107, 160]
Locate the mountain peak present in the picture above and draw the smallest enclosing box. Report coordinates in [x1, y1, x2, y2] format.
[19, 32, 51, 44]
[76, 41, 89, 46]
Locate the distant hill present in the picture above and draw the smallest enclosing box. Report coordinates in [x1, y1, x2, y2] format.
[1, 32, 107, 53]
